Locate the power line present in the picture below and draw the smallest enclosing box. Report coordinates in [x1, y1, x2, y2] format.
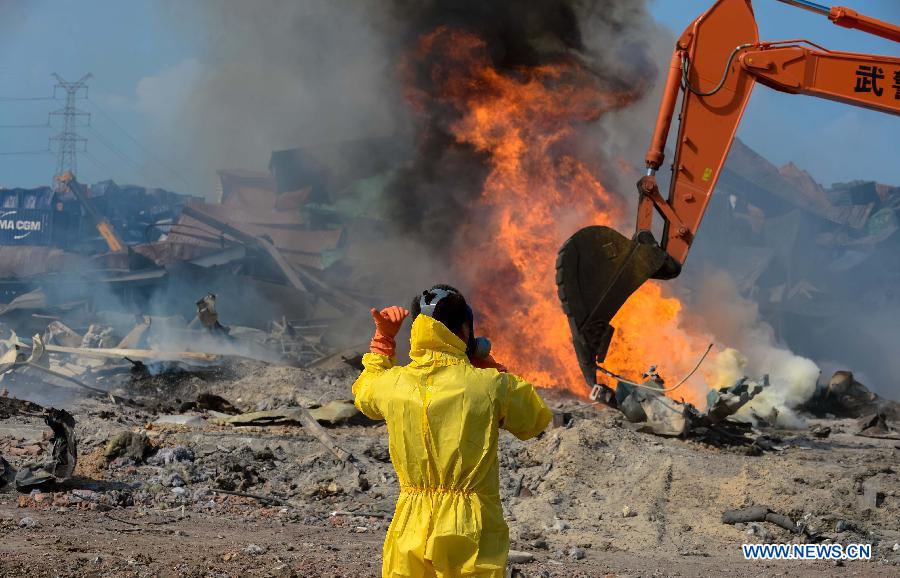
[0, 89, 55, 175]
[85, 125, 144, 171]
[42, 79, 164, 186]
[83, 149, 122, 182]
[85, 97, 192, 190]
[0, 80, 194, 191]
[0, 96, 55, 102]
[0, 149, 52, 156]
[0, 123, 50, 129]
[84, 125, 162, 185]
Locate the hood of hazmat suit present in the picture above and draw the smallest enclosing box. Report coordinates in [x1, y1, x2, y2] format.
[353, 314, 552, 577]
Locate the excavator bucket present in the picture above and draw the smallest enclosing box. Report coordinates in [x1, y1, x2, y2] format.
[556, 226, 676, 387]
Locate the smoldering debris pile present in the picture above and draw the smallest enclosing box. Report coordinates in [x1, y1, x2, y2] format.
[588, 359, 899, 450]
[610, 371, 772, 445]
[0, 141, 427, 401]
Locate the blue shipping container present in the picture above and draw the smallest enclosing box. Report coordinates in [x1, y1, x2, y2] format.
[0, 207, 53, 245]
[0, 188, 55, 245]
[0, 209, 53, 245]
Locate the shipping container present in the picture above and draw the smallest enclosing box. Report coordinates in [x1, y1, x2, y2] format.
[0, 188, 54, 245]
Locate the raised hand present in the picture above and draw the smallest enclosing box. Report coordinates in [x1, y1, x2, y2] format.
[369, 306, 410, 357]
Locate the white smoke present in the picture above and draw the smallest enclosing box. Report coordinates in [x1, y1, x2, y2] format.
[686, 269, 820, 427]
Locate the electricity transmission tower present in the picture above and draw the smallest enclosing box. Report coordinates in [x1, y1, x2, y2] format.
[50, 73, 92, 189]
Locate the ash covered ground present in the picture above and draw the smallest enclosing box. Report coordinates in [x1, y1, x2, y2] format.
[0, 359, 898, 577]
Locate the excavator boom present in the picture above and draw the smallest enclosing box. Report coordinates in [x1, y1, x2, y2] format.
[55, 171, 127, 254]
[557, 0, 900, 388]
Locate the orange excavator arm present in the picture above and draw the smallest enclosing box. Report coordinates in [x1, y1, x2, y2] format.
[640, 0, 899, 267]
[556, 0, 900, 388]
[55, 171, 127, 254]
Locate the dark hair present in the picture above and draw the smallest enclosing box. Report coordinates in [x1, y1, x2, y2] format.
[410, 284, 469, 335]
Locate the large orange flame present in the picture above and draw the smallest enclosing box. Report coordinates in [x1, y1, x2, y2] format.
[411, 28, 712, 405]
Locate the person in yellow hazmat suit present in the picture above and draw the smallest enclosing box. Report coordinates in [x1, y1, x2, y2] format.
[353, 284, 553, 578]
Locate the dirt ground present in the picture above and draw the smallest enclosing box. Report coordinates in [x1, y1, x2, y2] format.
[1, 361, 898, 577]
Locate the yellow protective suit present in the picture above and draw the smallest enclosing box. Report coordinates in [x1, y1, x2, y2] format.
[353, 314, 553, 578]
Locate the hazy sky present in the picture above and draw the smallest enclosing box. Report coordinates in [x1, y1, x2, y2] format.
[0, 0, 896, 193]
[0, 1, 192, 191]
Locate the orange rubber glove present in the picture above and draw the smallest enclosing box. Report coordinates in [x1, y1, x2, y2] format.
[369, 306, 410, 357]
[471, 353, 507, 373]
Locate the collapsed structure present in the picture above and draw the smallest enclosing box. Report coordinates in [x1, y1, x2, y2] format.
[0, 141, 407, 372]
[0, 129, 898, 420]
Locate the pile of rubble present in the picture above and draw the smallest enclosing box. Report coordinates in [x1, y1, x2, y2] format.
[0, 357, 898, 576]
[0, 288, 368, 406]
[590, 362, 899, 450]
[0, 141, 416, 388]
[1, 359, 373, 512]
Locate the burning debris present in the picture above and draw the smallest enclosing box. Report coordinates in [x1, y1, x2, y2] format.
[592, 358, 772, 444]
